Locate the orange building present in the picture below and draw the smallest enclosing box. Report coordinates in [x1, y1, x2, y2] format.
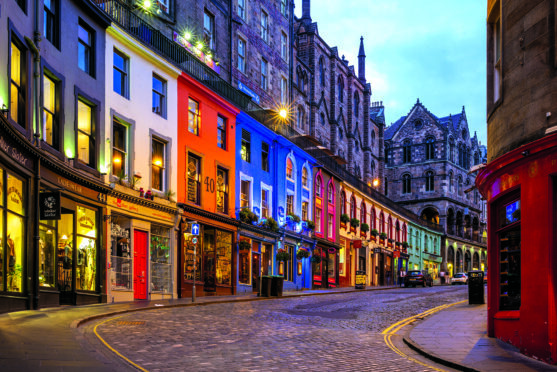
[177, 72, 240, 298]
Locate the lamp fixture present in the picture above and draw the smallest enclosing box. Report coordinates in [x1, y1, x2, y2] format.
[0, 103, 8, 117]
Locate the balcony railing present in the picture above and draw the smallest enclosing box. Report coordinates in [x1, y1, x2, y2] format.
[92, 0, 252, 110]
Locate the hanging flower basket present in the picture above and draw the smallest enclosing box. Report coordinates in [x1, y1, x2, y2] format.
[310, 254, 322, 264]
[296, 248, 310, 260]
[276, 249, 291, 262]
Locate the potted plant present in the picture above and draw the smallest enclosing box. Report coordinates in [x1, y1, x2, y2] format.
[304, 220, 315, 231]
[370, 229, 379, 236]
[340, 213, 350, 229]
[287, 214, 301, 224]
[240, 208, 258, 224]
[360, 223, 369, 238]
[402, 241, 409, 248]
[296, 248, 310, 260]
[379, 232, 388, 244]
[276, 249, 291, 262]
[310, 254, 322, 264]
[263, 217, 279, 233]
[350, 218, 359, 233]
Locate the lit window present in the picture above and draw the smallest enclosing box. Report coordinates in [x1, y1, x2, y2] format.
[302, 201, 308, 221]
[112, 118, 127, 177]
[302, 168, 308, 188]
[328, 213, 334, 237]
[286, 158, 293, 179]
[240, 180, 250, 208]
[216, 167, 228, 213]
[261, 189, 269, 218]
[152, 74, 166, 117]
[241, 130, 251, 162]
[238, 38, 246, 73]
[10, 40, 26, 127]
[152, 138, 166, 191]
[78, 22, 93, 75]
[188, 98, 200, 135]
[77, 99, 95, 167]
[187, 153, 201, 204]
[203, 10, 215, 50]
[42, 73, 59, 149]
[286, 194, 294, 215]
[217, 115, 227, 150]
[113, 49, 129, 98]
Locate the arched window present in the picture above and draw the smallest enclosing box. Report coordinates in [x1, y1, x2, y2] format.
[388, 217, 393, 239]
[425, 171, 434, 191]
[327, 182, 334, 204]
[449, 171, 453, 191]
[370, 207, 376, 230]
[350, 196, 356, 219]
[371, 131, 376, 147]
[340, 191, 346, 215]
[318, 57, 325, 86]
[320, 112, 325, 127]
[425, 137, 435, 160]
[337, 76, 344, 103]
[302, 167, 308, 188]
[315, 175, 322, 197]
[395, 221, 400, 242]
[379, 212, 385, 233]
[402, 224, 407, 242]
[458, 144, 464, 167]
[353, 92, 360, 118]
[297, 107, 304, 130]
[286, 158, 293, 179]
[402, 174, 411, 194]
[403, 139, 412, 163]
[360, 201, 366, 224]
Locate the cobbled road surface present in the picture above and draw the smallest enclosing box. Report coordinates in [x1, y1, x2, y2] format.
[91, 286, 467, 371]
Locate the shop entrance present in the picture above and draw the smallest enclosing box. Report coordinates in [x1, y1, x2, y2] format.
[378, 253, 385, 286]
[133, 230, 148, 300]
[251, 253, 260, 292]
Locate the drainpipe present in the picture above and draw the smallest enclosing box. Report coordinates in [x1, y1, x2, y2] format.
[26, 0, 41, 310]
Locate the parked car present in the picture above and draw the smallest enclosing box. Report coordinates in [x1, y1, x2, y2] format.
[404, 270, 433, 287]
[451, 272, 468, 285]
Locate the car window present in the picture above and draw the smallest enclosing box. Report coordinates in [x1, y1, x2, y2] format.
[408, 271, 420, 276]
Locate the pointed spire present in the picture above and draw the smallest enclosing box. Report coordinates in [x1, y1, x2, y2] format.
[462, 105, 465, 113]
[358, 36, 366, 81]
[302, 0, 311, 20]
[358, 36, 365, 57]
[417, 98, 420, 104]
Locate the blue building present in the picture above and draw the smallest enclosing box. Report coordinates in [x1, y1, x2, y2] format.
[235, 112, 316, 294]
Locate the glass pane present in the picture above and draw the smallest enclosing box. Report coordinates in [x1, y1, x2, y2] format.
[11, 42, 21, 85]
[188, 99, 199, 135]
[239, 239, 250, 284]
[77, 101, 92, 134]
[112, 149, 124, 176]
[77, 132, 90, 164]
[216, 230, 232, 285]
[113, 51, 125, 71]
[7, 212, 24, 292]
[7, 173, 24, 215]
[499, 228, 520, 310]
[39, 223, 56, 287]
[57, 213, 73, 291]
[113, 121, 126, 151]
[500, 200, 520, 227]
[75, 236, 96, 291]
[10, 83, 19, 123]
[78, 43, 90, 73]
[110, 216, 131, 290]
[113, 68, 123, 95]
[150, 225, 171, 293]
[152, 92, 163, 115]
[43, 75, 55, 112]
[153, 76, 163, 92]
[44, 111, 54, 145]
[77, 206, 96, 237]
[78, 25, 90, 45]
[0, 211, 2, 289]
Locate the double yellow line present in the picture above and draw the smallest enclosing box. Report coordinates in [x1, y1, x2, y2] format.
[382, 300, 466, 371]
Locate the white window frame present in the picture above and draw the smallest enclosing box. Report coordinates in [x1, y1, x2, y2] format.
[260, 182, 273, 220]
[238, 37, 246, 74]
[281, 32, 288, 61]
[260, 10, 268, 43]
[240, 172, 254, 209]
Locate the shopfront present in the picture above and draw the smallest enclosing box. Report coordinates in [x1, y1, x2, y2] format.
[312, 243, 339, 289]
[237, 225, 278, 294]
[423, 253, 442, 280]
[337, 237, 351, 287]
[373, 247, 393, 286]
[107, 192, 178, 303]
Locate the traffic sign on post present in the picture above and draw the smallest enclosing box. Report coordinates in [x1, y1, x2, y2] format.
[191, 223, 200, 235]
[192, 237, 198, 244]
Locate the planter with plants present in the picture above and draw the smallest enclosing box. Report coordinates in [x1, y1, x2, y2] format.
[239, 208, 258, 224]
[350, 218, 359, 233]
[296, 248, 310, 260]
[262, 217, 279, 233]
[370, 229, 379, 242]
[304, 220, 315, 231]
[402, 241, 409, 248]
[340, 213, 350, 229]
[360, 223, 369, 238]
[379, 232, 388, 244]
[286, 214, 301, 224]
[239, 240, 251, 251]
[276, 249, 291, 262]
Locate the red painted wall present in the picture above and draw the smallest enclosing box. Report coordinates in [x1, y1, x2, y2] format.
[177, 72, 239, 217]
[476, 133, 557, 364]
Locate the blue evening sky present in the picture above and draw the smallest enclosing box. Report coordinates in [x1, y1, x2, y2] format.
[294, 0, 487, 145]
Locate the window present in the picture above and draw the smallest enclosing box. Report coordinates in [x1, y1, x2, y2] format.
[113, 49, 128, 98]
[261, 142, 269, 171]
[238, 38, 246, 73]
[402, 174, 411, 194]
[371, 131, 376, 146]
[492, 16, 502, 102]
[328, 183, 334, 204]
[370, 208, 376, 230]
[425, 171, 434, 192]
[280, 77, 287, 104]
[112, 118, 127, 177]
[425, 137, 435, 160]
[240, 180, 250, 208]
[337, 76, 344, 103]
[78, 22, 93, 75]
[302, 167, 308, 188]
[458, 176, 463, 195]
[360, 202, 366, 224]
[238, 0, 245, 19]
[75, 206, 97, 291]
[280, 0, 287, 15]
[403, 140, 412, 163]
[216, 167, 228, 213]
[188, 98, 200, 135]
[239, 238, 251, 284]
[458, 144, 464, 167]
[302, 201, 308, 221]
[497, 197, 520, 310]
[203, 10, 215, 50]
[260, 10, 268, 42]
[44, 0, 59, 48]
[77, 99, 95, 167]
[217, 115, 227, 150]
[340, 191, 346, 215]
[286, 194, 294, 215]
[261, 189, 269, 218]
[449, 141, 455, 162]
[241, 130, 250, 162]
[281, 32, 288, 61]
[319, 58, 325, 86]
[385, 177, 388, 196]
[315, 176, 322, 198]
[320, 113, 325, 127]
[286, 158, 293, 179]
[354, 93, 360, 118]
[297, 107, 304, 130]
[328, 213, 334, 237]
[150, 225, 172, 294]
[350, 197, 356, 219]
[187, 153, 201, 204]
[315, 207, 322, 233]
[283, 245, 293, 281]
[260, 58, 268, 90]
[152, 74, 166, 117]
[10, 40, 26, 127]
[449, 171, 454, 191]
[42, 73, 59, 149]
[152, 138, 166, 191]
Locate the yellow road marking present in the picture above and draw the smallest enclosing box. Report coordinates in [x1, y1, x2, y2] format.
[93, 315, 149, 372]
[382, 300, 466, 372]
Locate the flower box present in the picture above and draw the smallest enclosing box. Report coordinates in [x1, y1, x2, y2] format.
[350, 227, 357, 234]
[340, 222, 347, 230]
[360, 231, 367, 239]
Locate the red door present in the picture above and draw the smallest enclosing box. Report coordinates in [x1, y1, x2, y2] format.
[133, 230, 148, 300]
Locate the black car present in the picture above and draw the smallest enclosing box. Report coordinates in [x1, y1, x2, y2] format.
[404, 270, 433, 287]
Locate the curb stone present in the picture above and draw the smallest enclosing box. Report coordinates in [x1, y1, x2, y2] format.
[403, 336, 481, 372]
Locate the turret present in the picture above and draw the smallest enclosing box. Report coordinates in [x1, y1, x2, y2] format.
[358, 36, 366, 82]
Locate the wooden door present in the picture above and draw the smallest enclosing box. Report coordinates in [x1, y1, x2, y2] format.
[133, 230, 148, 300]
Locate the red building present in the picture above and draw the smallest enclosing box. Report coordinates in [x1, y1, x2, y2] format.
[477, 0, 557, 364]
[177, 72, 239, 298]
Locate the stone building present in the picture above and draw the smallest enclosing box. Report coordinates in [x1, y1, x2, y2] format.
[383, 100, 487, 275]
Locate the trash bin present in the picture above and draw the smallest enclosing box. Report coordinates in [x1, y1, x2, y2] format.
[468, 270, 485, 304]
[271, 276, 284, 297]
[355, 270, 366, 289]
[260, 276, 272, 297]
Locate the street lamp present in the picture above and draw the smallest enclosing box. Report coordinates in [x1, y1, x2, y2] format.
[372, 178, 380, 188]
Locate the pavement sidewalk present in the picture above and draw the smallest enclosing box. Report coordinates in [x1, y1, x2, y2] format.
[405, 302, 557, 372]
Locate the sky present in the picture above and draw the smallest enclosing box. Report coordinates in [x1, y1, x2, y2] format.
[294, 0, 487, 145]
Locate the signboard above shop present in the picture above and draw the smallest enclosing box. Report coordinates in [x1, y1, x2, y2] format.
[39, 191, 61, 220]
[237, 81, 260, 104]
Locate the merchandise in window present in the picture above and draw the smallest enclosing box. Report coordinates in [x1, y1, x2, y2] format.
[110, 217, 131, 290]
[151, 225, 172, 293]
[75, 206, 97, 291]
[217, 116, 227, 150]
[216, 167, 228, 213]
[239, 238, 250, 284]
[2, 171, 25, 293]
[39, 219, 56, 288]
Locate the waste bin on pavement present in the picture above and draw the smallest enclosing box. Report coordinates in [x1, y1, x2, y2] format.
[468, 270, 485, 304]
[260, 276, 272, 297]
[270, 276, 284, 297]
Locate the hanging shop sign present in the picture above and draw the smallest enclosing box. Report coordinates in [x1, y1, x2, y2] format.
[237, 81, 260, 104]
[353, 240, 362, 249]
[39, 191, 61, 220]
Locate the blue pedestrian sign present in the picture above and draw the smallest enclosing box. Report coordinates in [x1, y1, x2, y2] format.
[191, 223, 200, 236]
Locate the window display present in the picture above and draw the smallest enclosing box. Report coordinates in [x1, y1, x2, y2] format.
[215, 230, 232, 285]
[110, 218, 131, 290]
[239, 238, 251, 284]
[150, 225, 171, 293]
[57, 213, 73, 292]
[5, 172, 25, 293]
[39, 220, 56, 287]
[76, 206, 96, 291]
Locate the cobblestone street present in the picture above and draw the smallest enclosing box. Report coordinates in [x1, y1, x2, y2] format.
[89, 286, 468, 371]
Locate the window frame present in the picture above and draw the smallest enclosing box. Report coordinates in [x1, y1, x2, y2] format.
[237, 37, 246, 74]
[237, 0, 245, 19]
[9, 33, 28, 130]
[425, 137, 435, 160]
[425, 171, 435, 192]
[152, 73, 167, 118]
[187, 152, 202, 205]
[77, 20, 95, 77]
[44, 0, 60, 49]
[261, 141, 269, 172]
[260, 58, 268, 90]
[281, 32, 288, 61]
[402, 174, 411, 194]
[203, 9, 215, 50]
[260, 9, 269, 43]
[216, 166, 229, 214]
[241, 129, 251, 163]
[74, 92, 99, 172]
[240, 179, 250, 209]
[151, 134, 168, 192]
[41, 65, 63, 152]
[113, 48, 129, 98]
[112, 117, 129, 178]
[188, 98, 200, 136]
[217, 115, 227, 150]
[402, 140, 412, 163]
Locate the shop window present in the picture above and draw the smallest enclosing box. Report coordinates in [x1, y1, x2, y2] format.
[261, 189, 269, 218]
[78, 21, 94, 76]
[425, 171, 434, 192]
[151, 225, 172, 293]
[261, 244, 271, 276]
[57, 213, 73, 293]
[152, 137, 167, 192]
[239, 238, 250, 285]
[110, 217, 131, 290]
[75, 206, 97, 291]
[187, 153, 201, 204]
[498, 198, 521, 311]
[217, 115, 227, 150]
[152, 74, 166, 118]
[188, 98, 200, 136]
[283, 245, 293, 281]
[261, 142, 269, 172]
[43, 72, 60, 150]
[286, 194, 294, 215]
[77, 99, 95, 167]
[10, 39, 27, 128]
[216, 167, 228, 213]
[240, 180, 250, 208]
[113, 49, 129, 98]
[241, 130, 250, 162]
[315, 176, 322, 198]
[112, 117, 127, 177]
[39, 219, 56, 288]
[339, 244, 345, 276]
[301, 201, 308, 221]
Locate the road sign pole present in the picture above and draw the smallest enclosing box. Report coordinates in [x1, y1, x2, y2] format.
[192, 243, 196, 303]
